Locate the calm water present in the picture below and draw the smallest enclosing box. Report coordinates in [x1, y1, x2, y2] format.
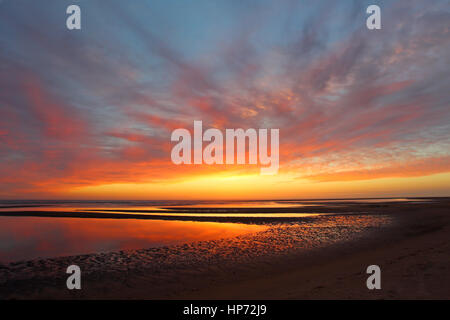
[0, 198, 429, 263]
[0, 216, 266, 263]
[0, 198, 430, 211]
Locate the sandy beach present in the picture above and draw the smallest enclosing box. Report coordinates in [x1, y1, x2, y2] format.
[0, 198, 449, 300]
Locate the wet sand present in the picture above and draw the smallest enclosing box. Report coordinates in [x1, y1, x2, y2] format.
[0, 199, 449, 299]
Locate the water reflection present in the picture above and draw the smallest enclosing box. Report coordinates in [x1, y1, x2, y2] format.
[0, 217, 266, 263]
[86, 211, 324, 218]
[0, 198, 431, 212]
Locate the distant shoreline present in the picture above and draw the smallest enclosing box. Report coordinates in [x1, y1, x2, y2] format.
[0, 198, 442, 223]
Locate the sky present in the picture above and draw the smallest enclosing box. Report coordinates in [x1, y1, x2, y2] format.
[0, 0, 449, 199]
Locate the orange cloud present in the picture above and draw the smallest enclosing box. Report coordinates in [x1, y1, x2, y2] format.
[303, 156, 450, 182]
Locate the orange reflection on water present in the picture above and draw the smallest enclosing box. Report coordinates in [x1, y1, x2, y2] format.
[0, 217, 266, 263]
[86, 211, 323, 218]
[0, 206, 167, 212]
[163, 201, 320, 208]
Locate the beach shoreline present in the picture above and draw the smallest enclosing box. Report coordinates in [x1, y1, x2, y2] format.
[0, 199, 449, 299]
[186, 202, 450, 300]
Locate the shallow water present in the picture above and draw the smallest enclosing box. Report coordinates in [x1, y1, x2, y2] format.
[0, 198, 430, 211]
[0, 214, 393, 290]
[0, 217, 266, 263]
[81, 210, 327, 218]
[0, 198, 413, 263]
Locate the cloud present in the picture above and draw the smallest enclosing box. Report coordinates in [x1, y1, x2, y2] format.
[0, 0, 449, 197]
[303, 156, 450, 182]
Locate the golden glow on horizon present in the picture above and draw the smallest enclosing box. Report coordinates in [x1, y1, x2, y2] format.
[65, 172, 450, 200]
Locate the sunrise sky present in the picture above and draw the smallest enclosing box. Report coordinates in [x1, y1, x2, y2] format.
[0, 0, 449, 199]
